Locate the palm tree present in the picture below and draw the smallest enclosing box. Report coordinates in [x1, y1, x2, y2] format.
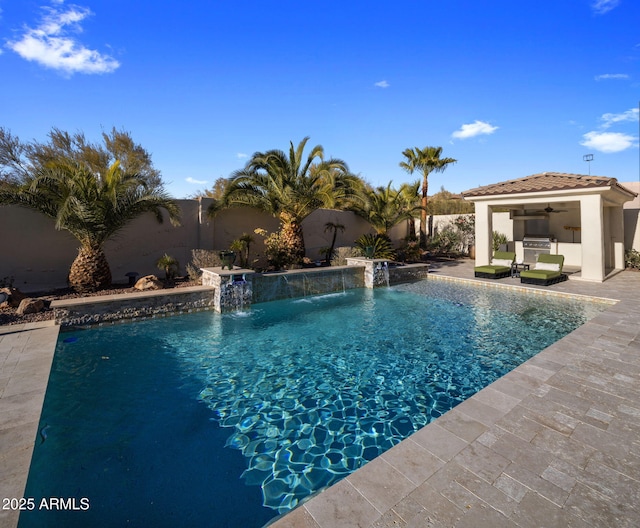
[211, 137, 357, 265]
[352, 181, 422, 236]
[0, 161, 180, 292]
[400, 146, 456, 248]
[323, 221, 345, 262]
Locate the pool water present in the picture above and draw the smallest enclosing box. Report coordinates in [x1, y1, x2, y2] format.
[20, 280, 608, 527]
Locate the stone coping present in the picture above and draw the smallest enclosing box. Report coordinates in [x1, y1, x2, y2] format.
[202, 263, 427, 277]
[49, 284, 215, 309]
[426, 273, 618, 305]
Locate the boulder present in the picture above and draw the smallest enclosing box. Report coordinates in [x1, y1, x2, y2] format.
[0, 287, 27, 308]
[16, 298, 45, 315]
[134, 275, 164, 291]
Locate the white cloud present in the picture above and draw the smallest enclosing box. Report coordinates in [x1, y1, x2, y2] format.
[595, 73, 629, 81]
[236, 152, 248, 159]
[451, 120, 499, 140]
[600, 108, 639, 129]
[186, 177, 208, 185]
[6, 3, 120, 75]
[374, 80, 389, 88]
[580, 131, 636, 153]
[592, 0, 620, 14]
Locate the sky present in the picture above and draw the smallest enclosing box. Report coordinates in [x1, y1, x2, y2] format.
[1, 0, 639, 198]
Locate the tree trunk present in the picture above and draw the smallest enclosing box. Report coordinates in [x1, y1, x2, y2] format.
[327, 229, 338, 263]
[279, 213, 306, 265]
[420, 175, 429, 249]
[68, 245, 112, 292]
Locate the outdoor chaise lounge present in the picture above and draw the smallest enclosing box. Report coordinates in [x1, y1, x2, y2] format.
[474, 251, 516, 279]
[520, 254, 568, 286]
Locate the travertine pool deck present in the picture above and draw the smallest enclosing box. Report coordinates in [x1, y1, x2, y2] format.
[0, 320, 58, 528]
[271, 262, 640, 528]
[1, 262, 639, 528]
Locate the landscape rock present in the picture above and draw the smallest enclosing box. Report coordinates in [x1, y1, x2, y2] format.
[0, 287, 27, 308]
[16, 298, 45, 315]
[134, 275, 164, 291]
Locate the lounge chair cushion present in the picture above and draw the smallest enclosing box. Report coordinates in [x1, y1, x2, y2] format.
[474, 251, 516, 279]
[534, 262, 560, 272]
[520, 253, 567, 285]
[520, 269, 561, 280]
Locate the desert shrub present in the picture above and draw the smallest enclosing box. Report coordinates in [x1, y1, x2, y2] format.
[454, 215, 475, 254]
[355, 234, 396, 260]
[625, 249, 640, 270]
[186, 249, 222, 282]
[331, 246, 361, 266]
[156, 253, 179, 280]
[492, 231, 509, 252]
[254, 228, 299, 271]
[428, 227, 461, 256]
[397, 236, 421, 262]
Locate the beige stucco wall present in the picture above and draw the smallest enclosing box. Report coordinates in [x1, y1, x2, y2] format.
[622, 181, 640, 252]
[4, 183, 637, 291]
[0, 202, 378, 292]
[1, 205, 79, 291]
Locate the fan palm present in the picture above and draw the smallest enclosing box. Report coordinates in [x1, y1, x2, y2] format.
[0, 160, 180, 292]
[400, 146, 456, 248]
[211, 137, 357, 265]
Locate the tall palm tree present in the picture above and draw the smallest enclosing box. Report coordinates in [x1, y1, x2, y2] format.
[352, 181, 422, 236]
[211, 137, 357, 265]
[400, 146, 456, 248]
[0, 161, 180, 292]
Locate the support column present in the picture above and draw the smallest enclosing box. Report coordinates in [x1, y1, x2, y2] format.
[579, 195, 605, 281]
[474, 202, 493, 265]
[610, 205, 625, 270]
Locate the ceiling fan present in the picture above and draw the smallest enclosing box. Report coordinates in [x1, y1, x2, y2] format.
[534, 203, 568, 214]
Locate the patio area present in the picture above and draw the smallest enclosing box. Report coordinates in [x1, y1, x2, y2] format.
[1, 261, 639, 528]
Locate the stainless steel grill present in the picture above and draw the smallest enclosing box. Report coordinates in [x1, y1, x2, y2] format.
[522, 235, 553, 263]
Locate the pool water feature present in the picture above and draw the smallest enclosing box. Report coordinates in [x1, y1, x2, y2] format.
[20, 280, 608, 527]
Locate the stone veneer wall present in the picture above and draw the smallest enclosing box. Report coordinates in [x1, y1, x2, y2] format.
[51, 286, 216, 327]
[251, 266, 365, 304]
[388, 263, 430, 284]
[50, 264, 431, 323]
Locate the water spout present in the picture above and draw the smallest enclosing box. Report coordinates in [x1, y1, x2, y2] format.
[224, 276, 252, 311]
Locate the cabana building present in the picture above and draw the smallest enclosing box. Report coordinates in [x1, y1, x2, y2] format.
[462, 172, 638, 282]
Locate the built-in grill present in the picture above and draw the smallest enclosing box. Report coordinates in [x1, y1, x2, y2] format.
[522, 235, 553, 263]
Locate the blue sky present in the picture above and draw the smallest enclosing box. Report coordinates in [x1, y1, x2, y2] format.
[1, 0, 639, 198]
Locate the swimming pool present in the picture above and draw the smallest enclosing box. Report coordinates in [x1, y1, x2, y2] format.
[20, 280, 608, 527]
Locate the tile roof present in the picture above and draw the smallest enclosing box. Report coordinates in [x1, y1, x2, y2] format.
[462, 172, 636, 198]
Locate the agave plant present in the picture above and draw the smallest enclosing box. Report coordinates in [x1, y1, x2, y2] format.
[355, 234, 396, 260]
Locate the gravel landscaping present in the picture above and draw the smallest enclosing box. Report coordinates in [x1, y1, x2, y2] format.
[0, 279, 198, 326]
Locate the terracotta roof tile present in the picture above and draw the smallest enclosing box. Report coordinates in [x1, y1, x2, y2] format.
[462, 172, 635, 198]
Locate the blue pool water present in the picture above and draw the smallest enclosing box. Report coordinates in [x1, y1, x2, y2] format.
[20, 280, 608, 527]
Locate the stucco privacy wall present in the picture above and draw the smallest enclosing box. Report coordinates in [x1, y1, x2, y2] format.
[623, 181, 640, 251]
[2, 185, 638, 292]
[0, 200, 375, 292]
